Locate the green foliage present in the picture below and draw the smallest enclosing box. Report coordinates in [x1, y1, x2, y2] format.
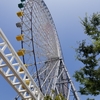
[74, 13, 100, 96]
[54, 94, 65, 100]
[44, 95, 52, 100]
[81, 13, 100, 40]
[44, 94, 65, 100]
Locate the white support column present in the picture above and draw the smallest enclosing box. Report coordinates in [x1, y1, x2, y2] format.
[62, 60, 80, 100]
[51, 60, 60, 96]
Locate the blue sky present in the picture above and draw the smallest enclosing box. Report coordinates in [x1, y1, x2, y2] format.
[0, 0, 100, 100]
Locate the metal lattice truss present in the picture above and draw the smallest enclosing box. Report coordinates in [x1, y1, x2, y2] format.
[0, 0, 80, 100]
[0, 29, 44, 100]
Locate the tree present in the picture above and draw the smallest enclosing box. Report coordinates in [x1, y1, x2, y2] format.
[44, 93, 65, 100]
[74, 13, 100, 96]
[44, 95, 52, 100]
[54, 94, 65, 100]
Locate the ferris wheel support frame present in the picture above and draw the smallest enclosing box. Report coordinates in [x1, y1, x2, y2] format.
[51, 27, 80, 99]
[49, 58, 80, 100]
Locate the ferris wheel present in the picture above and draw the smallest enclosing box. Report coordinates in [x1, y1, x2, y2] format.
[16, 0, 61, 93]
[0, 0, 80, 100]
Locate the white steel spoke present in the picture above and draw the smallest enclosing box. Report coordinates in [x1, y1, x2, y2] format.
[41, 61, 58, 88]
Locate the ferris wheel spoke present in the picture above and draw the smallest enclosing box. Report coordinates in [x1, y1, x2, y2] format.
[31, 3, 57, 55]
[21, 21, 55, 57]
[20, 5, 54, 56]
[23, 42, 55, 59]
[45, 77, 53, 95]
[32, 62, 51, 79]
[41, 61, 58, 88]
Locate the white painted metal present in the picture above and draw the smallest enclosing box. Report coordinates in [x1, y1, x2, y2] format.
[0, 0, 80, 100]
[62, 60, 80, 100]
[0, 29, 44, 100]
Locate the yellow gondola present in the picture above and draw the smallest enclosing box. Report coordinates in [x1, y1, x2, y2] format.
[16, 11, 24, 17]
[17, 49, 25, 56]
[16, 34, 24, 41]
